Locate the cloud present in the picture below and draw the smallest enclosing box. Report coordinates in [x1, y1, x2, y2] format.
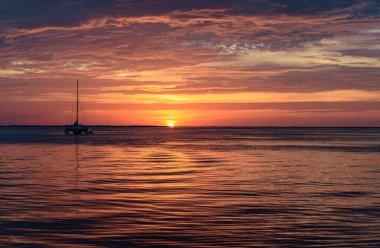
[0, 1, 371, 29]
[339, 49, 380, 58]
[1, 0, 380, 125]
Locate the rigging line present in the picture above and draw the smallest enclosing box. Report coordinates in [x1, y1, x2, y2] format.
[70, 100, 74, 124]
[76, 78, 79, 124]
[83, 103, 88, 124]
[70, 87, 76, 123]
[80, 101, 85, 123]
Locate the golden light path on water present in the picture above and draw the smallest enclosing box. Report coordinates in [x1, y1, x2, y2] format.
[0, 127, 380, 247]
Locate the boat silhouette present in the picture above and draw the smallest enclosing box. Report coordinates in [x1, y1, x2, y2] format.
[64, 79, 93, 135]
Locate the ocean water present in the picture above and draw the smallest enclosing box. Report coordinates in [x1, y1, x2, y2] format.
[0, 127, 380, 247]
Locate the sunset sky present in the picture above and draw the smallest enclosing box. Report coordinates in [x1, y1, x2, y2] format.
[1, 0, 380, 126]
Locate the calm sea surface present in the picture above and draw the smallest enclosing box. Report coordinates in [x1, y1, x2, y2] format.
[0, 127, 380, 247]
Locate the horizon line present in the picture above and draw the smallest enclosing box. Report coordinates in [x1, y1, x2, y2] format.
[1, 125, 379, 128]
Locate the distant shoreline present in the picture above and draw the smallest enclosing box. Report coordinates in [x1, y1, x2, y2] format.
[1, 125, 379, 128]
[0, 125, 163, 128]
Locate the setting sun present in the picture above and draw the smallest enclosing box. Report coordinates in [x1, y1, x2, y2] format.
[166, 120, 175, 128]
[2, 1, 380, 247]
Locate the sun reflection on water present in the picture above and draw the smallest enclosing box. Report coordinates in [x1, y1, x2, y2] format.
[0, 127, 380, 247]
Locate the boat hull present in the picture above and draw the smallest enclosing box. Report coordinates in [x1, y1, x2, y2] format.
[64, 124, 93, 135]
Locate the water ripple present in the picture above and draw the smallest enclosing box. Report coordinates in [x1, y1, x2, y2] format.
[0, 127, 380, 247]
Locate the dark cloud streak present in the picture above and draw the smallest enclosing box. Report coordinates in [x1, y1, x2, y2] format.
[1, 0, 375, 29]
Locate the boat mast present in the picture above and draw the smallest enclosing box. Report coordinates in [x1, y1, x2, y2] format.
[76, 78, 79, 125]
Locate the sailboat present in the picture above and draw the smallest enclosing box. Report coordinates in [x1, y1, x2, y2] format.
[64, 79, 93, 135]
